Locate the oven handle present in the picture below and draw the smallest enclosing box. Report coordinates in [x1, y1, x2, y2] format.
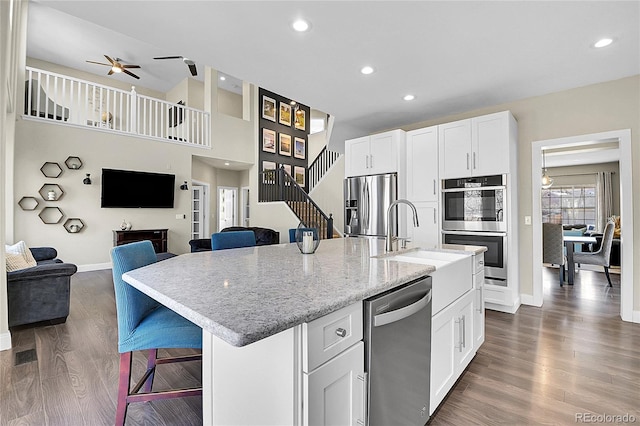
[441, 230, 507, 237]
[442, 185, 506, 193]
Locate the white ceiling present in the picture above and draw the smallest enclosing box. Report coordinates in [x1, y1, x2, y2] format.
[27, 1, 640, 149]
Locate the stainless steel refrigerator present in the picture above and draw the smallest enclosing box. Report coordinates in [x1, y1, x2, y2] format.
[344, 173, 397, 237]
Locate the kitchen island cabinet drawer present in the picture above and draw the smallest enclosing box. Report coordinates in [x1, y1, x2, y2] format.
[303, 302, 363, 373]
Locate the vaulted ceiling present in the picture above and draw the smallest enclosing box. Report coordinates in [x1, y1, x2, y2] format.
[27, 1, 640, 148]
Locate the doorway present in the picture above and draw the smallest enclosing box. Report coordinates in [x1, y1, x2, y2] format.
[240, 186, 250, 227]
[218, 186, 238, 231]
[531, 129, 634, 322]
[191, 181, 210, 240]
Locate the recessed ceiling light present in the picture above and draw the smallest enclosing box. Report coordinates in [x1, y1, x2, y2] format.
[403, 94, 415, 101]
[224, 162, 230, 166]
[361, 66, 374, 75]
[292, 19, 310, 32]
[594, 38, 613, 48]
[220, 76, 226, 81]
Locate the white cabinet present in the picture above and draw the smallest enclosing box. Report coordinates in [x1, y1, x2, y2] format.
[304, 342, 366, 426]
[345, 129, 405, 177]
[406, 126, 438, 203]
[406, 202, 439, 248]
[405, 126, 439, 248]
[473, 267, 485, 349]
[302, 303, 366, 426]
[430, 290, 475, 414]
[438, 111, 516, 179]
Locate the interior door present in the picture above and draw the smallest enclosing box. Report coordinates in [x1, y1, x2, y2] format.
[218, 187, 238, 231]
[191, 185, 205, 239]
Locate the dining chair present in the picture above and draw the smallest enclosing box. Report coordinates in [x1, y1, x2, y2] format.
[289, 227, 319, 243]
[211, 230, 256, 250]
[573, 221, 616, 286]
[542, 223, 566, 285]
[110, 241, 202, 426]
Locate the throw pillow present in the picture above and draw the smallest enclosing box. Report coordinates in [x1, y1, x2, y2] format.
[6, 252, 31, 272]
[5, 241, 37, 268]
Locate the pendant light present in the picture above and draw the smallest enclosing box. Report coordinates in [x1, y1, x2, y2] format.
[541, 150, 554, 189]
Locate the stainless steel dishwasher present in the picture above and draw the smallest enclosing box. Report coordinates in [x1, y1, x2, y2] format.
[364, 276, 432, 426]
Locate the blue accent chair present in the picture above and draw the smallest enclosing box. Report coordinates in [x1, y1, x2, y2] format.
[211, 230, 256, 250]
[289, 227, 319, 243]
[110, 241, 202, 426]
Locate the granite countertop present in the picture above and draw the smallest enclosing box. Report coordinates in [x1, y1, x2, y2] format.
[123, 237, 434, 347]
[439, 243, 488, 255]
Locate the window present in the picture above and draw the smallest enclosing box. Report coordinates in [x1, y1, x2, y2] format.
[541, 185, 596, 225]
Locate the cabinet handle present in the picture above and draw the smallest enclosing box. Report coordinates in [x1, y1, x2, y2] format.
[370, 154, 373, 169]
[365, 155, 369, 169]
[461, 314, 466, 349]
[433, 179, 436, 195]
[335, 328, 347, 338]
[433, 208, 436, 224]
[466, 153, 470, 170]
[455, 317, 463, 352]
[357, 373, 367, 426]
[476, 287, 483, 313]
[473, 152, 477, 169]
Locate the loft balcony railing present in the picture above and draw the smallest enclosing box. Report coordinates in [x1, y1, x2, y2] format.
[24, 66, 210, 148]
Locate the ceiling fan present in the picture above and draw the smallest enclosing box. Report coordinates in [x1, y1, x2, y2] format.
[153, 56, 198, 76]
[86, 55, 141, 79]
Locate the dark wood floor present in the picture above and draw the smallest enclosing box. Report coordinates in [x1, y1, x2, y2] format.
[1, 267, 638, 425]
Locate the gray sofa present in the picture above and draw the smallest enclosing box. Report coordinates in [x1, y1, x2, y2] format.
[7, 247, 77, 328]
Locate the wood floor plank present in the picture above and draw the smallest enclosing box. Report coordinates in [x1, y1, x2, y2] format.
[1, 264, 637, 425]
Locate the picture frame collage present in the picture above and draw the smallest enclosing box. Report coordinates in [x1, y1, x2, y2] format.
[259, 89, 309, 189]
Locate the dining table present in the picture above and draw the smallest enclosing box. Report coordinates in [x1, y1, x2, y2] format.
[563, 235, 597, 284]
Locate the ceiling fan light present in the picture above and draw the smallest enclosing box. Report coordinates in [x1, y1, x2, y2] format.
[111, 65, 122, 73]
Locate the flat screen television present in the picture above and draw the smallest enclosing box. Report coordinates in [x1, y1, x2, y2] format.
[101, 168, 175, 208]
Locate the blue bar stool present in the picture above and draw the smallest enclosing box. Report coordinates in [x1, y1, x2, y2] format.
[211, 230, 256, 250]
[110, 241, 202, 426]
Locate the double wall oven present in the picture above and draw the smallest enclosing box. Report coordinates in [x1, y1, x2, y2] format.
[442, 175, 507, 285]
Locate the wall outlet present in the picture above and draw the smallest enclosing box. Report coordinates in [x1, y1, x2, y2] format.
[524, 216, 532, 225]
[176, 214, 186, 220]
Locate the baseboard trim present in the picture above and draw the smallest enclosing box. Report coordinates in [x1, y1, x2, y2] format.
[0, 331, 12, 351]
[77, 262, 111, 272]
[633, 309, 640, 324]
[520, 293, 542, 307]
[486, 299, 521, 314]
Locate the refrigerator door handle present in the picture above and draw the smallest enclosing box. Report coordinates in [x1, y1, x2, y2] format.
[363, 180, 370, 230]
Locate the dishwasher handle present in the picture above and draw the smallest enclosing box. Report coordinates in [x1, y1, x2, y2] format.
[374, 290, 431, 327]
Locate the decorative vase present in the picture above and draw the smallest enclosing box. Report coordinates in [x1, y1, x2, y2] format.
[47, 190, 56, 200]
[70, 224, 80, 233]
[125, 222, 132, 231]
[295, 223, 319, 254]
[120, 219, 128, 231]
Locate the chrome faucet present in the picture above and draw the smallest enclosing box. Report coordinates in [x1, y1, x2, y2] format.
[386, 199, 420, 252]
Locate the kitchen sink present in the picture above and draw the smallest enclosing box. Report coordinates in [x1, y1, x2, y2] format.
[387, 249, 469, 268]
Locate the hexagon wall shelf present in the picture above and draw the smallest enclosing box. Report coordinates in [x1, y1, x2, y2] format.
[18, 196, 39, 211]
[39, 207, 64, 224]
[64, 156, 83, 170]
[38, 184, 64, 201]
[64, 218, 85, 233]
[40, 162, 63, 178]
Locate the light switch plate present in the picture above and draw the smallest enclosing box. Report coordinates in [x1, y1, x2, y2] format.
[524, 216, 532, 225]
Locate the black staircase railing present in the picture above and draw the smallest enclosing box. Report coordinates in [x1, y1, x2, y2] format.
[308, 146, 341, 191]
[259, 167, 334, 239]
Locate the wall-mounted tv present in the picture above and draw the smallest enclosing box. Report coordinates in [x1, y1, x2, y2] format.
[101, 168, 176, 208]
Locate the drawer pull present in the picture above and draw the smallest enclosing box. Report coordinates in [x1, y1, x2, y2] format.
[335, 328, 347, 338]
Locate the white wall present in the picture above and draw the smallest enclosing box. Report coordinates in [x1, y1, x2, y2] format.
[309, 156, 345, 235]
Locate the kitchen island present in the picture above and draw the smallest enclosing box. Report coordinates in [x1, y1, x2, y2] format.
[122, 237, 481, 425]
[123, 237, 434, 425]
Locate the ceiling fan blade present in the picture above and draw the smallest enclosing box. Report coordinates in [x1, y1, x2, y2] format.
[153, 56, 183, 60]
[122, 68, 140, 80]
[122, 64, 141, 69]
[187, 63, 197, 76]
[104, 55, 115, 65]
[107, 69, 114, 76]
[86, 60, 111, 66]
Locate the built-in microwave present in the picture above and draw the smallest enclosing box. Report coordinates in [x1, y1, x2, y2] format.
[442, 174, 506, 232]
[442, 231, 507, 282]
